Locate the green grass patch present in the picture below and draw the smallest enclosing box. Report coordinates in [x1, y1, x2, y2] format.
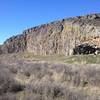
[20, 53, 100, 64]
[1, 53, 100, 64]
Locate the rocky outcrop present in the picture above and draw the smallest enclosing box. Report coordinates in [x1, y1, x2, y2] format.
[1, 13, 100, 55]
[0, 45, 2, 54]
[1, 34, 27, 54]
[73, 43, 100, 55]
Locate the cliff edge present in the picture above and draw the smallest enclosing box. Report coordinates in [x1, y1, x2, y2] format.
[1, 13, 100, 55]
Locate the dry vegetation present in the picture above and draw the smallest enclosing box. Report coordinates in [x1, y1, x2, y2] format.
[0, 53, 100, 100]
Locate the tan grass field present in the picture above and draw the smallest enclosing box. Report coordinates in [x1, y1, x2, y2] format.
[0, 53, 100, 100]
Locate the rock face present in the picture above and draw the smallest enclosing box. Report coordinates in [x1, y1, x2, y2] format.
[73, 43, 98, 55]
[0, 45, 2, 54]
[1, 34, 27, 53]
[1, 13, 100, 55]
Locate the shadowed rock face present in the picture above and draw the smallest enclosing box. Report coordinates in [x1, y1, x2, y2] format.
[0, 45, 2, 54]
[1, 13, 100, 55]
[73, 44, 100, 55]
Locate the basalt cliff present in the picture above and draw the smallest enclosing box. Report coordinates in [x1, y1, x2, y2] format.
[1, 13, 100, 55]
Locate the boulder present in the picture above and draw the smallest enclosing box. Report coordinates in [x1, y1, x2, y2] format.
[73, 44, 100, 55]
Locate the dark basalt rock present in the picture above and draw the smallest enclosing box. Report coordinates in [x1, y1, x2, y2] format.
[73, 44, 100, 55]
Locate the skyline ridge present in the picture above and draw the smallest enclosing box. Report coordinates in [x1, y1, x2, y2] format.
[0, 0, 100, 44]
[1, 12, 100, 45]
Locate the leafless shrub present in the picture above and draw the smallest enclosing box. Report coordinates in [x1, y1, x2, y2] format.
[25, 81, 97, 100]
[0, 68, 24, 95]
[21, 62, 51, 79]
[9, 66, 18, 74]
[82, 66, 100, 86]
[0, 56, 100, 100]
[0, 93, 17, 100]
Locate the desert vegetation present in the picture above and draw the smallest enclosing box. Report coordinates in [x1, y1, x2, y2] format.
[0, 53, 100, 100]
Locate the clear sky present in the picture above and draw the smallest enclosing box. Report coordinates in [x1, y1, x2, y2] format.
[0, 0, 100, 44]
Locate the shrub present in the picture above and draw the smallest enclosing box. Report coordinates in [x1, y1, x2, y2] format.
[0, 67, 24, 95]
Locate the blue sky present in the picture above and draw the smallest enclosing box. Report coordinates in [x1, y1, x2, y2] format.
[0, 0, 100, 44]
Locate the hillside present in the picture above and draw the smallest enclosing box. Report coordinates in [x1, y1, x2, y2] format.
[0, 53, 100, 100]
[1, 13, 100, 55]
[0, 14, 100, 100]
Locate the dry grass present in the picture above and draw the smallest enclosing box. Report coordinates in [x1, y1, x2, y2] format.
[0, 53, 100, 100]
[16, 52, 100, 64]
